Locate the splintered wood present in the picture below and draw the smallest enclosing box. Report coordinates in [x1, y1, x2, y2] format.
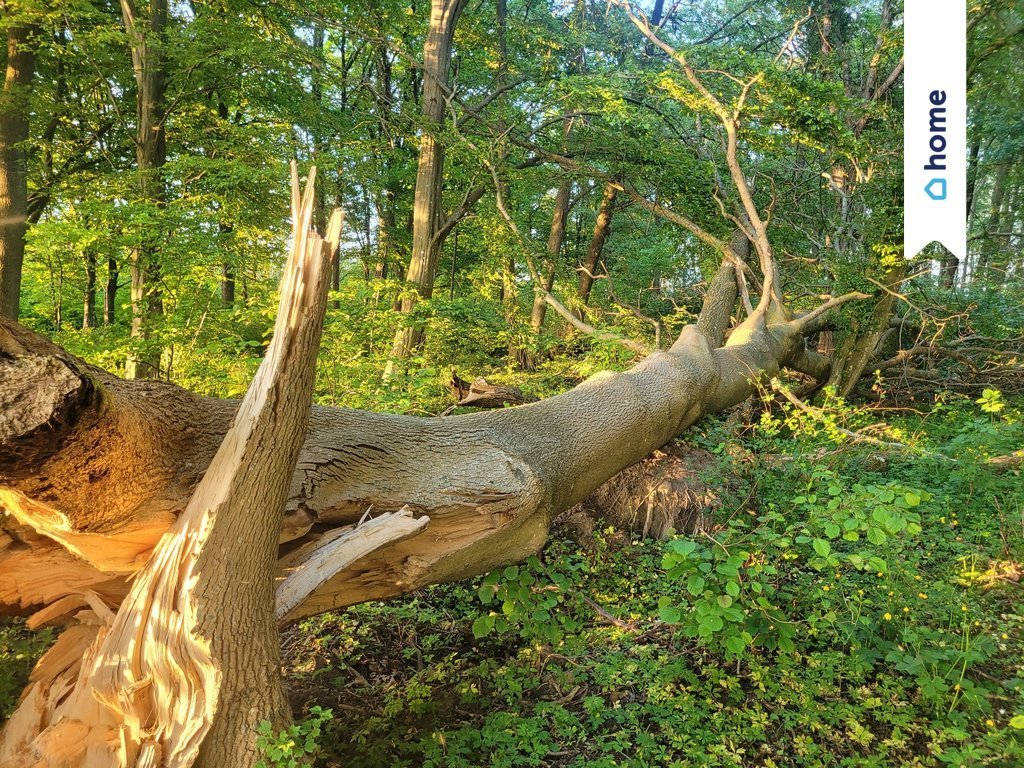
[0, 166, 347, 768]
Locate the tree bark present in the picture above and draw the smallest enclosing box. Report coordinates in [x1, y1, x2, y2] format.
[122, 0, 167, 380]
[82, 249, 97, 329]
[575, 182, 617, 318]
[104, 255, 118, 325]
[0, 22, 38, 320]
[387, 0, 469, 371]
[528, 177, 573, 334]
[978, 160, 1010, 280]
[220, 223, 235, 307]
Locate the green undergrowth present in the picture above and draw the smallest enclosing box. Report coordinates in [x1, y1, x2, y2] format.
[281, 394, 1024, 767]
[3, 392, 1023, 767]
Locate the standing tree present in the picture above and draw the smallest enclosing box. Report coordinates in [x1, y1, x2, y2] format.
[387, 0, 470, 371]
[0, 12, 38, 319]
[121, 0, 167, 379]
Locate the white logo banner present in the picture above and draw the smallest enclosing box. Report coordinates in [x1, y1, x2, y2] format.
[904, 0, 967, 260]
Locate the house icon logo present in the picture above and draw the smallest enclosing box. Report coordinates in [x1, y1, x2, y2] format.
[925, 178, 947, 201]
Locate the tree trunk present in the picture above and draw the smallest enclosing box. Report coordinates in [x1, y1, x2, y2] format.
[82, 249, 97, 329]
[576, 182, 618, 317]
[122, 0, 167, 380]
[373, 188, 395, 280]
[387, 0, 469, 371]
[0, 267, 847, 625]
[825, 258, 907, 397]
[528, 177, 572, 335]
[939, 247, 958, 290]
[220, 223, 235, 307]
[0, 169, 344, 768]
[966, 132, 981, 226]
[978, 160, 1010, 279]
[0, 23, 38, 320]
[104, 255, 118, 325]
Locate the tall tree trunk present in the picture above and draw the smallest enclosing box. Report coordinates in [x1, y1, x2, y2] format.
[528, 177, 573, 335]
[216, 103, 236, 309]
[576, 182, 618, 317]
[978, 160, 1010, 279]
[221, 262, 235, 307]
[83, 248, 97, 329]
[122, 0, 167, 380]
[0, 23, 38, 320]
[387, 0, 469, 372]
[104, 255, 118, 324]
[374, 187, 395, 280]
[217, 213, 235, 308]
[965, 133, 981, 226]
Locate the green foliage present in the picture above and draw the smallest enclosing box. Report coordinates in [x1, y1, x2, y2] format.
[0, 622, 54, 720]
[256, 395, 1024, 767]
[254, 706, 333, 768]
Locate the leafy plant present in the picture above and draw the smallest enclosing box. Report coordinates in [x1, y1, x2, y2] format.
[254, 706, 333, 768]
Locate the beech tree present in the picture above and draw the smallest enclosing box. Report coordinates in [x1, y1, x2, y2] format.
[120, 0, 168, 380]
[0, 14, 37, 320]
[3, 0, 1020, 766]
[0, 6, 873, 759]
[387, 0, 472, 369]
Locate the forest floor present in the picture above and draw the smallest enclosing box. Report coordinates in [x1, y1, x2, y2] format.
[3, 393, 1024, 767]
[273, 393, 1024, 768]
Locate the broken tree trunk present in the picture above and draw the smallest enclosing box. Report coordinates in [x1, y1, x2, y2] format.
[0, 167, 343, 768]
[444, 373, 538, 413]
[0, 288, 855, 628]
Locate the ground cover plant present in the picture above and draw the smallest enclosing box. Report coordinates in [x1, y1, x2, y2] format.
[272, 393, 1024, 767]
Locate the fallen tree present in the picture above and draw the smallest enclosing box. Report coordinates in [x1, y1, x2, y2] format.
[0, 240, 862, 765]
[0, 9, 869, 765]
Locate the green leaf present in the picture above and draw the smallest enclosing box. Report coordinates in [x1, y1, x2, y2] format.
[1010, 715, 1024, 729]
[724, 634, 747, 655]
[472, 615, 493, 638]
[659, 605, 682, 624]
[671, 539, 698, 557]
[812, 539, 831, 557]
[686, 575, 706, 596]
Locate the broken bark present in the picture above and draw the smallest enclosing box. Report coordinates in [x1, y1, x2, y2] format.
[0, 167, 343, 768]
[444, 373, 538, 413]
